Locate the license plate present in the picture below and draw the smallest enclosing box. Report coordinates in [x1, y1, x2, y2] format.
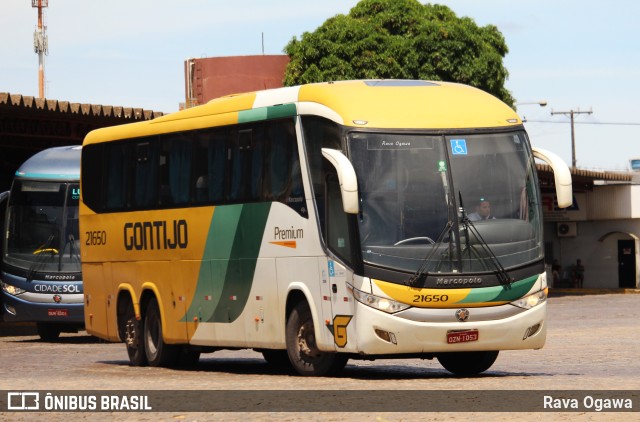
[48, 309, 68, 317]
[447, 329, 479, 344]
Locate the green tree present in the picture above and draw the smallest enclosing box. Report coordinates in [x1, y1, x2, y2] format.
[284, 0, 514, 106]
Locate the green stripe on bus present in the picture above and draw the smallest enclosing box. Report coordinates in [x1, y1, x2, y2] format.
[457, 275, 539, 304]
[209, 202, 272, 323]
[238, 104, 297, 123]
[183, 205, 242, 322]
[183, 203, 272, 323]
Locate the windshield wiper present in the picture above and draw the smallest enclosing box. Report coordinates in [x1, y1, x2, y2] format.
[59, 233, 81, 271]
[458, 192, 512, 285]
[406, 220, 454, 287]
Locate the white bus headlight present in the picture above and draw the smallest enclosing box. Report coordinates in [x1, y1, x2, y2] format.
[1, 281, 26, 296]
[510, 289, 547, 309]
[351, 286, 411, 314]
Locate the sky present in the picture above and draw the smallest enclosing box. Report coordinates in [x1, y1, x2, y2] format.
[2, 0, 640, 171]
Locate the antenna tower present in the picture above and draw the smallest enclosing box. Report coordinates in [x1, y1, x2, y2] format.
[32, 0, 49, 98]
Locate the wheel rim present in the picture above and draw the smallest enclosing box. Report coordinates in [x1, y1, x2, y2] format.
[297, 319, 321, 363]
[125, 319, 137, 347]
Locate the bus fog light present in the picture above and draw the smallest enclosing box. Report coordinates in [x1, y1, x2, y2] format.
[5, 304, 17, 316]
[510, 289, 547, 310]
[374, 328, 397, 344]
[523, 322, 542, 340]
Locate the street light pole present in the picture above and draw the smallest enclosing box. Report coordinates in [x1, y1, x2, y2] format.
[515, 101, 547, 122]
[515, 101, 548, 108]
[550, 108, 593, 169]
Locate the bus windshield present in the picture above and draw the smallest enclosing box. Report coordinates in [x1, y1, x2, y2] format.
[4, 180, 81, 274]
[349, 130, 542, 276]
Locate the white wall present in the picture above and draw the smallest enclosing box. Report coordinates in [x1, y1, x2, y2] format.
[546, 219, 640, 289]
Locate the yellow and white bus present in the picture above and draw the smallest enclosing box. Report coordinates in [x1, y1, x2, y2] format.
[80, 80, 572, 376]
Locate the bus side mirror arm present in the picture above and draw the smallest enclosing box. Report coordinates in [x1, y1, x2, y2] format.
[321, 148, 359, 214]
[532, 147, 573, 208]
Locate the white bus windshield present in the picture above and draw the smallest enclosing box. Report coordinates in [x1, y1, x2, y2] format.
[4, 180, 81, 275]
[349, 130, 542, 276]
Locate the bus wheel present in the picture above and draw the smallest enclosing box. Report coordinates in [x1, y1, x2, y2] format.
[437, 351, 499, 376]
[120, 299, 147, 366]
[285, 301, 348, 376]
[143, 298, 179, 367]
[36, 322, 62, 342]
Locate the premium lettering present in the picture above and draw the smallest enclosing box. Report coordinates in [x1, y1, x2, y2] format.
[274, 226, 304, 240]
[124, 220, 188, 251]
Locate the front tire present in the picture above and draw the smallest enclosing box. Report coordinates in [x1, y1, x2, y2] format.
[143, 298, 179, 367]
[437, 351, 499, 376]
[285, 301, 348, 376]
[36, 322, 62, 342]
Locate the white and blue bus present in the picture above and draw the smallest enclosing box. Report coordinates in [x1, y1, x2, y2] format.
[1, 146, 84, 340]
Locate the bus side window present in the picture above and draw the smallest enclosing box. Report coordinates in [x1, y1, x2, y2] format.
[133, 142, 159, 208]
[229, 129, 252, 202]
[326, 173, 358, 266]
[207, 129, 227, 203]
[192, 135, 209, 203]
[267, 119, 306, 217]
[167, 136, 191, 205]
[106, 143, 129, 210]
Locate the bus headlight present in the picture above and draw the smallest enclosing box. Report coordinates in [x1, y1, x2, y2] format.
[510, 289, 547, 309]
[351, 285, 411, 314]
[1, 281, 26, 296]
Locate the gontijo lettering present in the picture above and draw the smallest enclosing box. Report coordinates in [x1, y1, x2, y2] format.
[124, 220, 188, 251]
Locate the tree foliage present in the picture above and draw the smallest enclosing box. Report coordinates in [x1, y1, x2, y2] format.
[283, 0, 514, 106]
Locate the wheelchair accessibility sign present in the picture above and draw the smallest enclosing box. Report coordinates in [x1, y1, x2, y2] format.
[450, 139, 468, 155]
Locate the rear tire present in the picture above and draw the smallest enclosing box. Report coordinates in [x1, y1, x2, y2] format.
[36, 322, 62, 342]
[285, 301, 348, 376]
[437, 351, 499, 376]
[119, 297, 147, 366]
[143, 298, 179, 367]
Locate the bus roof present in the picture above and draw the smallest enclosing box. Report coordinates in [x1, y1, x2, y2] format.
[15, 145, 81, 181]
[83, 80, 521, 145]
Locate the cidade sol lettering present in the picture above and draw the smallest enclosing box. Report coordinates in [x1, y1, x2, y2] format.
[124, 220, 188, 251]
[34, 284, 82, 293]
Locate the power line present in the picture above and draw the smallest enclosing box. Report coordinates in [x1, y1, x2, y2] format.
[525, 120, 640, 126]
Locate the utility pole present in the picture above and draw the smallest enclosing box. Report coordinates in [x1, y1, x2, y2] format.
[551, 108, 593, 168]
[32, 0, 49, 99]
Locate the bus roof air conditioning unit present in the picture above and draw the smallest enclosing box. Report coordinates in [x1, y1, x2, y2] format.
[557, 222, 577, 237]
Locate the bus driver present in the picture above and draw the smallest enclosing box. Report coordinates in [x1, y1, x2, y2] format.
[468, 198, 496, 221]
